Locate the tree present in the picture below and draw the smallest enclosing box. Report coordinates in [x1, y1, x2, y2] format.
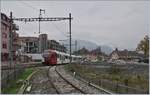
[97, 55, 102, 61]
[136, 35, 149, 57]
[90, 46, 102, 55]
[73, 47, 89, 55]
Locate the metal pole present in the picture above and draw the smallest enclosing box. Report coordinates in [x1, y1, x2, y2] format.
[39, 17, 40, 34]
[10, 12, 13, 64]
[75, 40, 77, 53]
[69, 13, 72, 63]
[39, 9, 45, 34]
[39, 9, 41, 34]
[8, 12, 13, 83]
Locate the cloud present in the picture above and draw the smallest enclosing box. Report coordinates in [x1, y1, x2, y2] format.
[1, 1, 149, 50]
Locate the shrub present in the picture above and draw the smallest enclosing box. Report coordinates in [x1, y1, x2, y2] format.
[108, 65, 121, 74]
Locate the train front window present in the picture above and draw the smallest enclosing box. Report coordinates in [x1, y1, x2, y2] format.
[65, 56, 68, 59]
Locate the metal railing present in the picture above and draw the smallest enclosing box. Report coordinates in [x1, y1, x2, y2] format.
[75, 73, 148, 94]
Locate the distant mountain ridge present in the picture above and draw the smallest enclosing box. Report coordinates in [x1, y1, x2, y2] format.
[61, 39, 113, 54]
[101, 45, 113, 54]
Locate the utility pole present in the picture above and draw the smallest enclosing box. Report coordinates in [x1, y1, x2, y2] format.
[8, 12, 13, 82]
[75, 40, 77, 53]
[9, 12, 12, 63]
[39, 9, 45, 34]
[69, 13, 72, 63]
[13, 13, 73, 62]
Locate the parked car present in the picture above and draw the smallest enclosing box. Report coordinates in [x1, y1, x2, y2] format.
[115, 60, 126, 64]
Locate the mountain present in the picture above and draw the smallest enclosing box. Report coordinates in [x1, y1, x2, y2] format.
[60, 39, 113, 55]
[76, 39, 98, 50]
[101, 45, 113, 54]
[61, 39, 98, 51]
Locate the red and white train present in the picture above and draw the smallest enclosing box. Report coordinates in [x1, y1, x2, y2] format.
[42, 49, 82, 65]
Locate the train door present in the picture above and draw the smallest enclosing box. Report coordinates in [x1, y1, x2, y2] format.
[50, 53, 57, 65]
[57, 54, 61, 64]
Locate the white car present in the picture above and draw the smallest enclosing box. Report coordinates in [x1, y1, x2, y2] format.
[115, 60, 126, 64]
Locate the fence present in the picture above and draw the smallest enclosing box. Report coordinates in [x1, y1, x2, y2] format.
[75, 73, 148, 94]
[1, 61, 25, 90]
[1, 54, 34, 94]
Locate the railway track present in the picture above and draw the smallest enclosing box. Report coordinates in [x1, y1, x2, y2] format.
[20, 66, 112, 94]
[21, 65, 112, 94]
[48, 66, 86, 94]
[47, 66, 59, 94]
[55, 65, 112, 94]
[23, 66, 59, 94]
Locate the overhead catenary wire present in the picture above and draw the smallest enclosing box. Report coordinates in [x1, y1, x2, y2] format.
[16, 1, 73, 59]
[18, 1, 68, 38]
[19, 0, 39, 11]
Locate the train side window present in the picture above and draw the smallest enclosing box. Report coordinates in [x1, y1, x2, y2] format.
[59, 55, 61, 59]
[62, 55, 64, 60]
[57, 54, 59, 58]
[59, 54, 62, 59]
[65, 56, 67, 59]
[59, 54, 61, 59]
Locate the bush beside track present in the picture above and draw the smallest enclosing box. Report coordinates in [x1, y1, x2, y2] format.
[64, 63, 148, 94]
[2, 68, 34, 94]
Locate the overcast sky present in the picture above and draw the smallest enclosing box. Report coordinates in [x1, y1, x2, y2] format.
[1, 1, 149, 50]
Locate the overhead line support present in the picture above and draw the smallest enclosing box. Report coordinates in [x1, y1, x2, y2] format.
[12, 13, 73, 64]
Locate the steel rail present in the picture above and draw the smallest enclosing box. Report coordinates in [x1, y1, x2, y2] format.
[47, 66, 60, 94]
[56, 66, 113, 94]
[55, 66, 86, 94]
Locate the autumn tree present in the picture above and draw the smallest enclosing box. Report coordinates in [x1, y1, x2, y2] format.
[136, 35, 149, 57]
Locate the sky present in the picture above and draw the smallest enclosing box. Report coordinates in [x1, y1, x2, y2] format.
[1, 1, 149, 50]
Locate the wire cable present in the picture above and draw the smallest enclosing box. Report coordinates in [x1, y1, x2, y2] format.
[18, 1, 70, 40]
[19, 0, 39, 11]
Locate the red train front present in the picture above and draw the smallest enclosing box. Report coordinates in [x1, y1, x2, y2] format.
[42, 49, 82, 65]
[42, 50, 57, 65]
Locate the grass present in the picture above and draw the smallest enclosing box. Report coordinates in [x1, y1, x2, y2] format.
[2, 68, 34, 94]
[19, 68, 33, 80]
[64, 63, 149, 93]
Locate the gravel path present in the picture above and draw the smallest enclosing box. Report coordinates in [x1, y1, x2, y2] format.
[24, 66, 57, 94]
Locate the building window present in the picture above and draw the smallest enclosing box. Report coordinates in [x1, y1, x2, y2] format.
[3, 24, 7, 30]
[29, 42, 33, 46]
[2, 43, 7, 49]
[2, 33, 7, 38]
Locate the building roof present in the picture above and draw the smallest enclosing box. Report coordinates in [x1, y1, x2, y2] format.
[1, 13, 10, 21]
[1, 13, 10, 26]
[110, 48, 144, 58]
[19, 37, 39, 41]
